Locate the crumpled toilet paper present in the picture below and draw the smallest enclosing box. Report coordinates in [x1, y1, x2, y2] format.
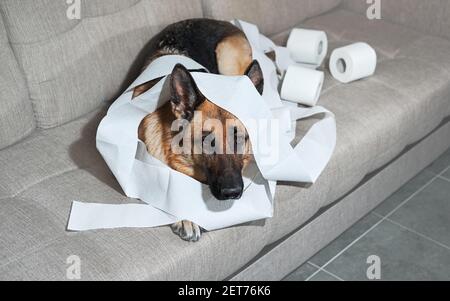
[67, 20, 337, 232]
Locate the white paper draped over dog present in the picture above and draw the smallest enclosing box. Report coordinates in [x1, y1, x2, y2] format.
[67, 20, 337, 232]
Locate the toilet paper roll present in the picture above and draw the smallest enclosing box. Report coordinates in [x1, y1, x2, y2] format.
[297, 63, 320, 70]
[287, 28, 328, 66]
[329, 42, 377, 83]
[280, 64, 324, 107]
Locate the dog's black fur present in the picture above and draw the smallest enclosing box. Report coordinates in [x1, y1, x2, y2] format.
[144, 19, 243, 74]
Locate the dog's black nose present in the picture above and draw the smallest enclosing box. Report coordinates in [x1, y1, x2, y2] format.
[210, 172, 244, 201]
[219, 187, 243, 200]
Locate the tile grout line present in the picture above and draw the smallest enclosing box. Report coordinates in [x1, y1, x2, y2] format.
[372, 212, 450, 252]
[437, 175, 450, 183]
[307, 261, 345, 281]
[305, 165, 450, 281]
[426, 161, 450, 179]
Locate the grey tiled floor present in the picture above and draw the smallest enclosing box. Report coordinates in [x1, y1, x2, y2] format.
[284, 148, 450, 281]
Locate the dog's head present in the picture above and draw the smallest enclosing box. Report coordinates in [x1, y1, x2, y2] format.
[168, 61, 264, 200]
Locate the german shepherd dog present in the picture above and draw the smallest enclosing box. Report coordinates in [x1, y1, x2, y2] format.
[133, 19, 264, 242]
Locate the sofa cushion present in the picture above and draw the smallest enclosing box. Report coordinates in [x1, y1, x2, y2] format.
[0, 108, 109, 199]
[397, 36, 450, 75]
[0, 14, 35, 150]
[302, 9, 423, 59]
[343, 0, 450, 41]
[202, 0, 341, 36]
[0, 0, 203, 129]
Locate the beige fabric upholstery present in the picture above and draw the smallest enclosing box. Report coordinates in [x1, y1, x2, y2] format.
[0, 0, 203, 129]
[0, 13, 35, 149]
[343, 0, 450, 41]
[202, 0, 341, 36]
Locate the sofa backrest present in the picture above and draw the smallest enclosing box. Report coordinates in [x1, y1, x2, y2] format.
[0, 13, 35, 149]
[202, 0, 342, 37]
[0, 0, 341, 137]
[343, 0, 450, 40]
[0, 0, 203, 129]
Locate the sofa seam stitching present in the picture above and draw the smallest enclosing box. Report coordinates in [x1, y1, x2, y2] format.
[11, 167, 81, 199]
[369, 75, 446, 106]
[0, 5, 38, 142]
[0, 235, 66, 270]
[394, 54, 450, 76]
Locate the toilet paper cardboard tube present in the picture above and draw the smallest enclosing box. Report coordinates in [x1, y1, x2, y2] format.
[280, 64, 324, 107]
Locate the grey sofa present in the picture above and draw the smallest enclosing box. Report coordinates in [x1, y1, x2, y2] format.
[1, 0, 449, 281]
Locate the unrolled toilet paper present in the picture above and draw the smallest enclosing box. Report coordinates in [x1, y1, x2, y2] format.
[280, 64, 324, 107]
[329, 42, 377, 83]
[287, 28, 328, 66]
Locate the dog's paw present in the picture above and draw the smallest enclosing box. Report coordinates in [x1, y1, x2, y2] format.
[171, 221, 202, 242]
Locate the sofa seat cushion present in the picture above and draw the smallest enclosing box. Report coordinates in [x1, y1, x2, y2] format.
[1, 9, 450, 280]
[0, 109, 106, 198]
[397, 36, 450, 75]
[343, 0, 450, 41]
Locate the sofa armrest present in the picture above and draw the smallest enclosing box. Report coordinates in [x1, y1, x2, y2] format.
[342, 0, 450, 40]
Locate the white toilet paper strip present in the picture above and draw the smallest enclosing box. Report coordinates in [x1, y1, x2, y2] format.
[67, 20, 336, 232]
[329, 42, 377, 83]
[280, 65, 324, 107]
[287, 28, 328, 66]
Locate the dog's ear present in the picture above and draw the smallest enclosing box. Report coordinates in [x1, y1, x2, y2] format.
[170, 64, 204, 121]
[245, 60, 264, 95]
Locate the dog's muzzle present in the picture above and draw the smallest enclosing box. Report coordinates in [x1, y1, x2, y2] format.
[209, 170, 244, 201]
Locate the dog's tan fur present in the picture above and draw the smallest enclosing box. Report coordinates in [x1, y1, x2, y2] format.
[136, 32, 254, 177]
[216, 33, 253, 76]
[139, 99, 252, 184]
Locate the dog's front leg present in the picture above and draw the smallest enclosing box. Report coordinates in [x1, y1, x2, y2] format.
[171, 221, 202, 242]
